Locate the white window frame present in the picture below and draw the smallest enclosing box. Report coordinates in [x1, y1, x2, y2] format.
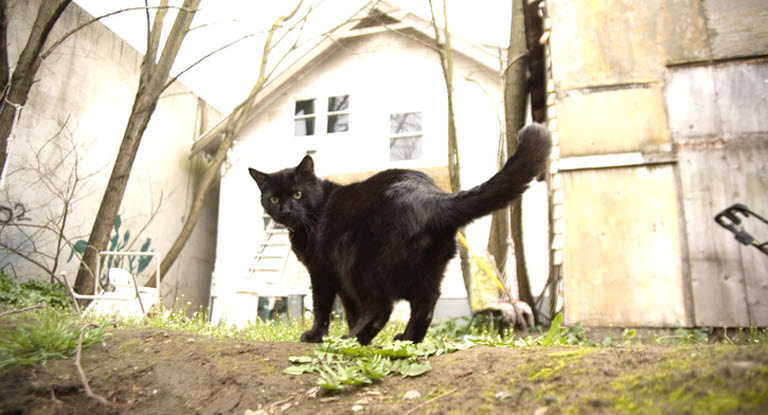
[294, 98, 316, 137]
[389, 111, 423, 162]
[326, 95, 350, 134]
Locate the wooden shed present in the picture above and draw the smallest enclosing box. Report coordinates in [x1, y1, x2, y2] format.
[538, 0, 768, 327]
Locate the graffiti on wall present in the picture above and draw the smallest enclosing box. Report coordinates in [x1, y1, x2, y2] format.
[0, 202, 32, 225]
[69, 215, 154, 288]
[0, 202, 34, 271]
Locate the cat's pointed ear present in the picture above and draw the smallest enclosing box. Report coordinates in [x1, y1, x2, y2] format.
[248, 167, 269, 188]
[296, 155, 315, 178]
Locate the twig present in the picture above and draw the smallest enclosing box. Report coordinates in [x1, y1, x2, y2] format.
[404, 388, 457, 415]
[0, 302, 45, 318]
[75, 330, 124, 411]
[0, 240, 55, 278]
[52, 272, 81, 313]
[41, 6, 196, 60]
[163, 33, 258, 91]
[723, 328, 734, 345]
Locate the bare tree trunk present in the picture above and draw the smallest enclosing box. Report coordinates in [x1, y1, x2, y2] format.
[0, 0, 71, 182]
[73, 0, 201, 295]
[429, 0, 472, 294]
[487, 145, 510, 288]
[156, 0, 306, 281]
[504, 0, 538, 322]
[0, 0, 9, 91]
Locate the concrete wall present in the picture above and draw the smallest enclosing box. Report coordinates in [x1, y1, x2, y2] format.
[546, 0, 768, 326]
[210, 28, 551, 326]
[0, 0, 221, 310]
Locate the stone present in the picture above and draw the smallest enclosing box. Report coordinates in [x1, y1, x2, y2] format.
[402, 390, 421, 401]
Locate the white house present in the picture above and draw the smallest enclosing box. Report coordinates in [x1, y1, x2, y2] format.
[196, 2, 551, 327]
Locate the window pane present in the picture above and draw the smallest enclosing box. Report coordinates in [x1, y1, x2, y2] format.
[295, 99, 315, 116]
[328, 95, 349, 112]
[295, 118, 315, 136]
[390, 136, 422, 161]
[327, 114, 349, 133]
[390, 112, 421, 134]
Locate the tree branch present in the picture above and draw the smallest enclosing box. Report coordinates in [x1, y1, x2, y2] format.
[0, 302, 45, 318]
[163, 33, 257, 91]
[0, 240, 54, 279]
[40, 5, 196, 60]
[158, 0, 308, 279]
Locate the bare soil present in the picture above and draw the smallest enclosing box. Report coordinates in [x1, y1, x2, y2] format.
[1, 327, 767, 414]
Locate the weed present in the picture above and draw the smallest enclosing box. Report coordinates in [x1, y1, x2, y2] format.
[658, 327, 709, 345]
[462, 313, 596, 348]
[282, 314, 601, 391]
[285, 335, 466, 390]
[730, 327, 768, 345]
[0, 308, 107, 370]
[0, 272, 72, 311]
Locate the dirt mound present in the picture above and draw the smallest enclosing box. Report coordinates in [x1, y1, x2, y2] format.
[1, 327, 767, 414]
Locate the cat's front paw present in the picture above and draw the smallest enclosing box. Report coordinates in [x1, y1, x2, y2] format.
[393, 333, 408, 341]
[300, 329, 325, 343]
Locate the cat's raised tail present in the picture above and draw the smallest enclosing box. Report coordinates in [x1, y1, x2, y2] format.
[432, 123, 553, 229]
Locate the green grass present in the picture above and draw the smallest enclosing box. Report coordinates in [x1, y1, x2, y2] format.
[0, 307, 108, 370]
[99, 301, 376, 342]
[2, 271, 768, 377]
[0, 273, 109, 371]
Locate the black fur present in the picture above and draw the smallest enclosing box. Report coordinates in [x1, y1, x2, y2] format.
[248, 123, 552, 345]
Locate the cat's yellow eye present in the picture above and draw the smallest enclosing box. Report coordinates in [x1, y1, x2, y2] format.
[269, 196, 279, 204]
[293, 191, 303, 200]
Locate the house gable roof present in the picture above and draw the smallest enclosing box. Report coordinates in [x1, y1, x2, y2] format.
[190, 0, 502, 156]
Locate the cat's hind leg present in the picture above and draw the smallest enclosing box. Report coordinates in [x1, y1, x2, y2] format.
[395, 289, 439, 343]
[339, 293, 360, 335]
[346, 300, 392, 345]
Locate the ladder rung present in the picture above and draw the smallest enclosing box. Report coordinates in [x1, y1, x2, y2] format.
[248, 224, 293, 281]
[266, 229, 289, 235]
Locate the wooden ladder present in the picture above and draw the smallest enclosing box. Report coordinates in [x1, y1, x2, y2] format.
[245, 217, 292, 284]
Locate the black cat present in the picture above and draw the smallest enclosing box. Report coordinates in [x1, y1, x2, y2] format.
[248, 123, 552, 345]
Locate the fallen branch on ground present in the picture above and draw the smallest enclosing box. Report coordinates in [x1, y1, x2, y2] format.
[0, 302, 46, 318]
[74, 330, 128, 413]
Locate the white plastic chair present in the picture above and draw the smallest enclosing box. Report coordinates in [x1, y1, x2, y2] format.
[61, 251, 161, 318]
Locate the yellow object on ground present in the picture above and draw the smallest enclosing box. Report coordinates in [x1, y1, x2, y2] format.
[457, 232, 507, 313]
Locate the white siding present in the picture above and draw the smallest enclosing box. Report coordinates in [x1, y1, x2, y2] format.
[212, 29, 549, 323]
